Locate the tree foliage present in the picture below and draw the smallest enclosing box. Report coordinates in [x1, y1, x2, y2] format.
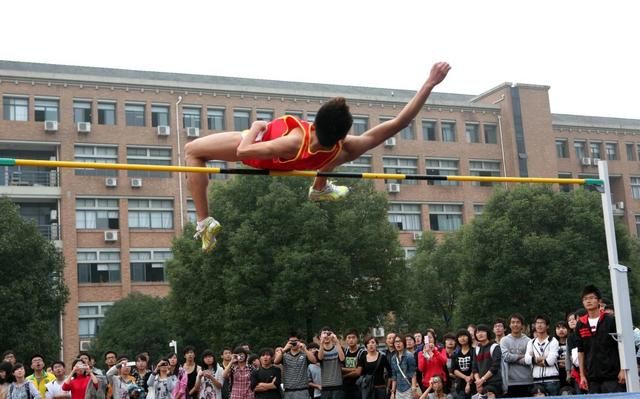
[92, 292, 172, 361]
[401, 231, 465, 332]
[453, 185, 640, 326]
[167, 177, 406, 349]
[0, 198, 68, 362]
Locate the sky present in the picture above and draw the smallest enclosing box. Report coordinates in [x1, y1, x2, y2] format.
[3, 1, 639, 119]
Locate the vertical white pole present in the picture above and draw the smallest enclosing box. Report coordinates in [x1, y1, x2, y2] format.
[598, 160, 640, 392]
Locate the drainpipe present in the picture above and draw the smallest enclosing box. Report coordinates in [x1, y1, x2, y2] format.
[493, 95, 508, 178]
[175, 96, 184, 230]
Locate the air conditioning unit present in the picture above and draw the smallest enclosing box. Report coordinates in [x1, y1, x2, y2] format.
[130, 178, 143, 188]
[616, 201, 625, 210]
[157, 125, 170, 136]
[580, 157, 591, 166]
[50, 209, 58, 221]
[413, 231, 423, 241]
[387, 183, 401, 193]
[105, 177, 117, 187]
[186, 127, 200, 137]
[384, 137, 396, 147]
[104, 230, 118, 242]
[76, 122, 91, 133]
[44, 120, 58, 132]
[592, 158, 601, 165]
[372, 327, 385, 337]
[79, 340, 92, 351]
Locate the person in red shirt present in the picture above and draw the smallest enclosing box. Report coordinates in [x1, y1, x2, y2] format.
[417, 335, 448, 392]
[62, 359, 99, 399]
[184, 62, 451, 252]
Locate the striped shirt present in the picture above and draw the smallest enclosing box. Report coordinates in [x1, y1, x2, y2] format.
[282, 352, 310, 390]
[320, 346, 343, 390]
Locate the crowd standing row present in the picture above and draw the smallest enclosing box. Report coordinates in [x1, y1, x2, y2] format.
[0, 285, 632, 399]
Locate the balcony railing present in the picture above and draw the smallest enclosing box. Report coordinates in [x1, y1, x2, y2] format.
[0, 167, 59, 187]
[36, 224, 60, 240]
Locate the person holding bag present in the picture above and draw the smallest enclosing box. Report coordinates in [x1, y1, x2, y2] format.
[389, 336, 418, 399]
[356, 337, 392, 399]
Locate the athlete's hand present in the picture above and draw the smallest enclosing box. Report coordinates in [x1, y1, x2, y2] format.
[426, 62, 451, 87]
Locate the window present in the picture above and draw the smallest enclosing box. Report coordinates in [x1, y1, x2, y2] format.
[352, 117, 368, 135]
[484, 124, 497, 144]
[473, 204, 485, 215]
[256, 110, 273, 122]
[632, 177, 640, 200]
[556, 139, 569, 158]
[207, 108, 225, 130]
[426, 159, 459, 186]
[98, 102, 116, 125]
[76, 198, 119, 229]
[3, 97, 29, 121]
[636, 215, 640, 237]
[234, 110, 251, 130]
[339, 155, 372, 173]
[128, 199, 174, 229]
[306, 112, 316, 122]
[207, 160, 228, 180]
[383, 157, 418, 185]
[400, 121, 415, 140]
[465, 123, 480, 143]
[574, 141, 586, 159]
[74, 145, 118, 177]
[34, 98, 59, 122]
[78, 302, 113, 338]
[429, 204, 462, 231]
[77, 250, 120, 283]
[626, 143, 635, 161]
[130, 249, 172, 282]
[127, 147, 171, 178]
[183, 107, 201, 128]
[285, 110, 303, 120]
[151, 105, 169, 127]
[469, 160, 501, 186]
[187, 200, 197, 224]
[73, 101, 92, 123]
[558, 173, 573, 192]
[441, 121, 456, 142]
[422, 120, 436, 141]
[590, 142, 602, 159]
[605, 143, 618, 160]
[125, 104, 145, 126]
[388, 203, 422, 231]
[403, 247, 416, 260]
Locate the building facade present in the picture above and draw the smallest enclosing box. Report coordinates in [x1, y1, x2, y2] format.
[1, 61, 639, 365]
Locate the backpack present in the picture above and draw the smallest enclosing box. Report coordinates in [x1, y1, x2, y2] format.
[475, 343, 499, 357]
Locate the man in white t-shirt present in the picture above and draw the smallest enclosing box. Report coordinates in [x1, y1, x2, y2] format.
[45, 361, 69, 399]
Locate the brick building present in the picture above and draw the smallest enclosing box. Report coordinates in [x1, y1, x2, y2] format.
[1, 60, 639, 366]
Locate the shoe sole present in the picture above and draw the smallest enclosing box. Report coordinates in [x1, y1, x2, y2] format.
[202, 224, 222, 253]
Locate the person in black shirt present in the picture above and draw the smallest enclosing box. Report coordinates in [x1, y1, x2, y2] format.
[358, 336, 392, 399]
[251, 349, 282, 399]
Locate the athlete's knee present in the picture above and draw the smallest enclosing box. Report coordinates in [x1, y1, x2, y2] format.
[184, 140, 198, 160]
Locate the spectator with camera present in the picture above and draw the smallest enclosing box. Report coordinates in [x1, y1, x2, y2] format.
[316, 328, 345, 399]
[132, 354, 152, 394]
[106, 358, 136, 399]
[223, 348, 253, 399]
[147, 358, 178, 399]
[193, 350, 223, 399]
[274, 332, 316, 399]
[62, 359, 99, 399]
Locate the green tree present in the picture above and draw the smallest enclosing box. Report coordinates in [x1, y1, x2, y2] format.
[92, 292, 173, 362]
[0, 198, 68, 362]
[454, 185, 640, 326]
[401, 231, 465, 333]
[167, 176, 406, 349]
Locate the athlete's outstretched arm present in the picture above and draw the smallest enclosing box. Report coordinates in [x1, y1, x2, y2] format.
[341, 62, 451, 161]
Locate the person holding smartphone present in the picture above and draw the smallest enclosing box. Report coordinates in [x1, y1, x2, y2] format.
[223, 347, 253, 399]
[62, 359, 99, 399]
[106, 358, 136, 399]
[148, 359, 178, 399]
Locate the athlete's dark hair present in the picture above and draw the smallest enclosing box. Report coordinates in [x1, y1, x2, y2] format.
[314, 97, 353, 147]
